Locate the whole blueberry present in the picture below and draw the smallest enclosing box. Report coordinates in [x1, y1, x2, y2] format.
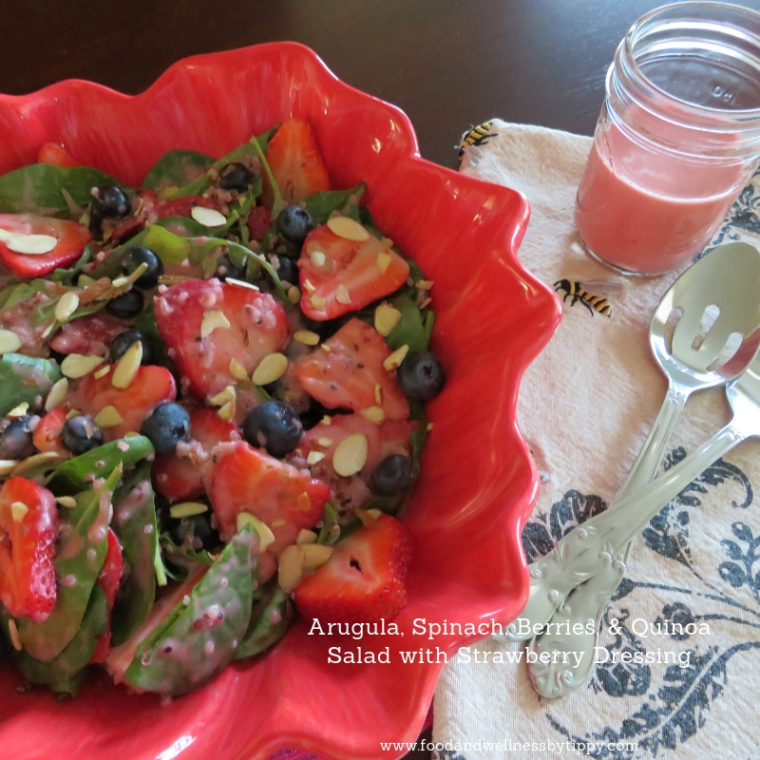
[396, 351, 446, 401]
[275, 255, 299, 286]
[121, 246, 164, 289]
[140, 402, 190, 455]
[61, 415, 104, 455]
[369, 453, 414, 496]
[109, 329, 158, 365]
[219, 162, 253, 192]
[91, 185, 131, 219]
[0, 415, 37, 460]
[276, 205, 314, 244]
[106, 288, 145, 319]
[242, 400, 303, 458]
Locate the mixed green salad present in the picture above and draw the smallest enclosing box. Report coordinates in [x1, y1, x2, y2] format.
[0, 118, 445, 697]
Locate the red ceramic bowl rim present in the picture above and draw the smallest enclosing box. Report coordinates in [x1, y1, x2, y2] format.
[0, 42, 562, 760]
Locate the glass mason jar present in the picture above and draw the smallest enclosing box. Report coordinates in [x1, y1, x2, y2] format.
[575, 1, 760, 276]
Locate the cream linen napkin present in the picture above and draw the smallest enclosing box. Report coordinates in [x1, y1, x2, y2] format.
[432, 119, 760, 760]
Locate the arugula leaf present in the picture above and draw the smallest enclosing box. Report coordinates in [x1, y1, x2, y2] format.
[0, 164, 122, 214]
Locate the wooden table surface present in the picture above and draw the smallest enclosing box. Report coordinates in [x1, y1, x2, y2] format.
[2, 0, 757, 756]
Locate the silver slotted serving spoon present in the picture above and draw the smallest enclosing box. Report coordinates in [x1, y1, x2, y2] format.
[527, 341, 760, 697]
[505, 242, 760, 657]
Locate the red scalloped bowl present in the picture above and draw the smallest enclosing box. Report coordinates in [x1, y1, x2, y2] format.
[0, 42, 560, 760]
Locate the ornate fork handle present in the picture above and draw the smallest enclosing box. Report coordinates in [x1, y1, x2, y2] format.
[507, 421, 746, 643]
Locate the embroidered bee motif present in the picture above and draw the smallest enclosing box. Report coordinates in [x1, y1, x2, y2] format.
[554, 279, 612, 317]
[458, 121, 496, 159]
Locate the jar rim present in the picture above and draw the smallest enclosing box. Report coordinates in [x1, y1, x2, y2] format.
[620, 1, 760, 128]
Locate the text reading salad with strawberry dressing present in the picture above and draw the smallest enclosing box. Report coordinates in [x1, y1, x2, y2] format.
[0, 119, 445, 697]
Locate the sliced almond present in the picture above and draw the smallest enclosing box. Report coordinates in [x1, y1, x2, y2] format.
[333, 433, 368, 476]
[302, 278, 316, 293]
[374, 302, 402, 336]
[191, 206, 227, 228]
[94, 364, 111, 379]
[237, 512, 275, 551]
[112, 340, 143, 389]
[170, 502, 209, 519]
[56, 495, 78, 509]
[252, 352, 288, 386]
[383, 344, 409, 371]
[7, 619, 21, 652]
[374, 383, 384, 405]
[217, 399, 236, 422]
[376, 251, 391, 273]
[11, 451, 63, 477]
[287, 285, 301, 304]
[94, 405, 123, 428]
[309, 249, 327, 268]
[209, 385, 236, 407]
[7, 233, 57, 255]
[278, 545, 305, 592]
[54, 291, 80, 323]
[6, 402, 29, 418]
[356, 508, 383, 527]
[0, 328, 22, 354]
[309, 294, 327, 311]
[0, 460, 20, 476]
[335, 284, 351, 305]
[228, 357, 248, 381]
[327, 216, 370, 241]
[316, 435, 333, 447]
[306, 450, 326, 466]
[296, 529, 318, 545]
[61, 353, 105, 379]
[300, 542, 333, 569]
[10, 501, 28, 523]
[293, 329, 320, 346]
[360, 406, 386, 424]
[201, 309, 231, 339]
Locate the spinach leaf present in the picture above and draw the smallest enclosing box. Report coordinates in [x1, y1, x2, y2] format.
[123, 525, 256, 695]
[0, 164, 122, 214]
[385, 291, 435, 352]
[0, 353, 61, 415]
[110, 463, 165, 646]
[303, 183, 366, 226]
[142, 150, 214, 191]
[16, 468, 118, 661]
[234, 585, 292, 660]
[10, 585, 107, 692]
[48, 435, 153, 494]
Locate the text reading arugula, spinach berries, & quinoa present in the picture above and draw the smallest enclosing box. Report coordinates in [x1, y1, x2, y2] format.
[0, 118, 445, 697]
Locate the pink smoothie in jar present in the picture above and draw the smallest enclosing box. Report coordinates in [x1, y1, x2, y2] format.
[575, 2, 760, 276]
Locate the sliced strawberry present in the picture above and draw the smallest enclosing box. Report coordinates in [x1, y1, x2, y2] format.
[294, 413, 416, 509]
[295, 317, 410, 420]
[153, 405, 240, 502]
[37, 142, 76, 168]
[0, 213, 91, 279]
[67, 365, 176, 441]
[48, 312, 131, 357]
[33, 407, 68, 456]
[0, 477, 58, 623]
[293, 513, 412, 623]
[265, 118, 331, 204]
[90, 528, 124, 663]
[208, 441, 332, 553]
[154, 279, 290, 401]
[299, 223, 409, 320]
